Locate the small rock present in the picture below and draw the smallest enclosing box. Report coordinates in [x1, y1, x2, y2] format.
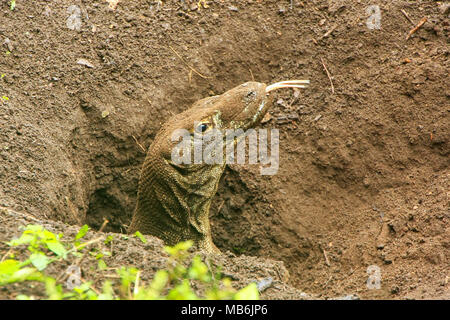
[287, 112, 299, 120]
[101, 110, 110, 118]
[228, 6, 239, 12]
[276, 98, 285, 106]
[42, 6, 51, 16]
[3, 38, 13, 52]
[66, 5, 82, 31]
[255, 277, 273, 292]
[363, 177, 370, 187]
[314, 114, 322, 121]
[439, 3, 450, 15]
[77, 58, 95, 68]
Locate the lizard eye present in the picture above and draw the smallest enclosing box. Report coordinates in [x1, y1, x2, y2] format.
[196, 123, 209, 133]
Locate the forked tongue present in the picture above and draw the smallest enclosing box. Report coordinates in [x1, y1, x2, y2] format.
[265, 79, 310, 93]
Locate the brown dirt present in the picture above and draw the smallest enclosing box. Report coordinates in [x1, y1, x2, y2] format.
[0, 0, 448, 299]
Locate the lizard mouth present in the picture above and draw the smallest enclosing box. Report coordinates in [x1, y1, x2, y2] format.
[265, 80, 310, 93]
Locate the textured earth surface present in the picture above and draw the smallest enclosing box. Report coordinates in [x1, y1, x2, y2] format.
[0, 0, 448, 299]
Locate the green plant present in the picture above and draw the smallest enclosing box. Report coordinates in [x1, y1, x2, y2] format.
[133, 231, 147, 244]
[0, 225, 259, 300]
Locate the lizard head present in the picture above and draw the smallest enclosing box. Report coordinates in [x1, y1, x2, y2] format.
[154, 80, 310, 161]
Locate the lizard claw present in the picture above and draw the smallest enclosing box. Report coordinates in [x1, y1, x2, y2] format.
[265, 79, 310, 93]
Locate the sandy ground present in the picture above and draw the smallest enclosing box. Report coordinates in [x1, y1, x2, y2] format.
[0, 0, 448, 299]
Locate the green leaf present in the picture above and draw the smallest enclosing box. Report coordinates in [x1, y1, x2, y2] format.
[45, 277, 64, 300]
[11, 267, 43, 283]
[234, 282, 259, 300]
[167, 279, 198, 300]
[188, 256, 210, 282]
[151, 270, 168, 292]
[97, 259, 107, 270]
[94, 253, 104, 259]
[134, 231, 147, 244]
[46, 240, 67, 258]
[104, 235, 113, 244]
[164, 240, 193, 257]
[75, 225, 89, 240]
[29, 252, 50, 271]
[9, 0, 16, 11]
[98, 281, 114, 300]
[0, 259, 20, 279]
[117, 267, 138, 289]
[42, 230, 58, 241]
[0, 259, 43, 285]
[7, 233, 34, 246]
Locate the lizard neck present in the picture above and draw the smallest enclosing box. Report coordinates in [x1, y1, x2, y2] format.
[129, 151, 225, 252]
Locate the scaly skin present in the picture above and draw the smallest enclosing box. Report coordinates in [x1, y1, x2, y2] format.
[128, 80, 309, 253]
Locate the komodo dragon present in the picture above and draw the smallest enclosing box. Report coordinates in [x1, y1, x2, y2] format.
[128, 80, 309, 253]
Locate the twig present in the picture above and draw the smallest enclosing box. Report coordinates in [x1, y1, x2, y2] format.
[322, 247, 331, 267]
[248, 68, 255, 82]
[320, 57, 335, 94]
[321, 24, 337, 39]
[103, 274, 121, 278]
[80, 276, 101, 295]
[133, 271, 141, 295]
[168, 45, 211, 79]
[406, 17, 427, 40]
[73, 236, 105, 251]
[400, 9, 415, 26]
[324, 275, 333, 287]
[98, 218, 109, 233]
[132, 135, 146, 153]
[216, 200, 225, 214]
[56, 236, 105, 283]
[1, 248, 13, 262]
